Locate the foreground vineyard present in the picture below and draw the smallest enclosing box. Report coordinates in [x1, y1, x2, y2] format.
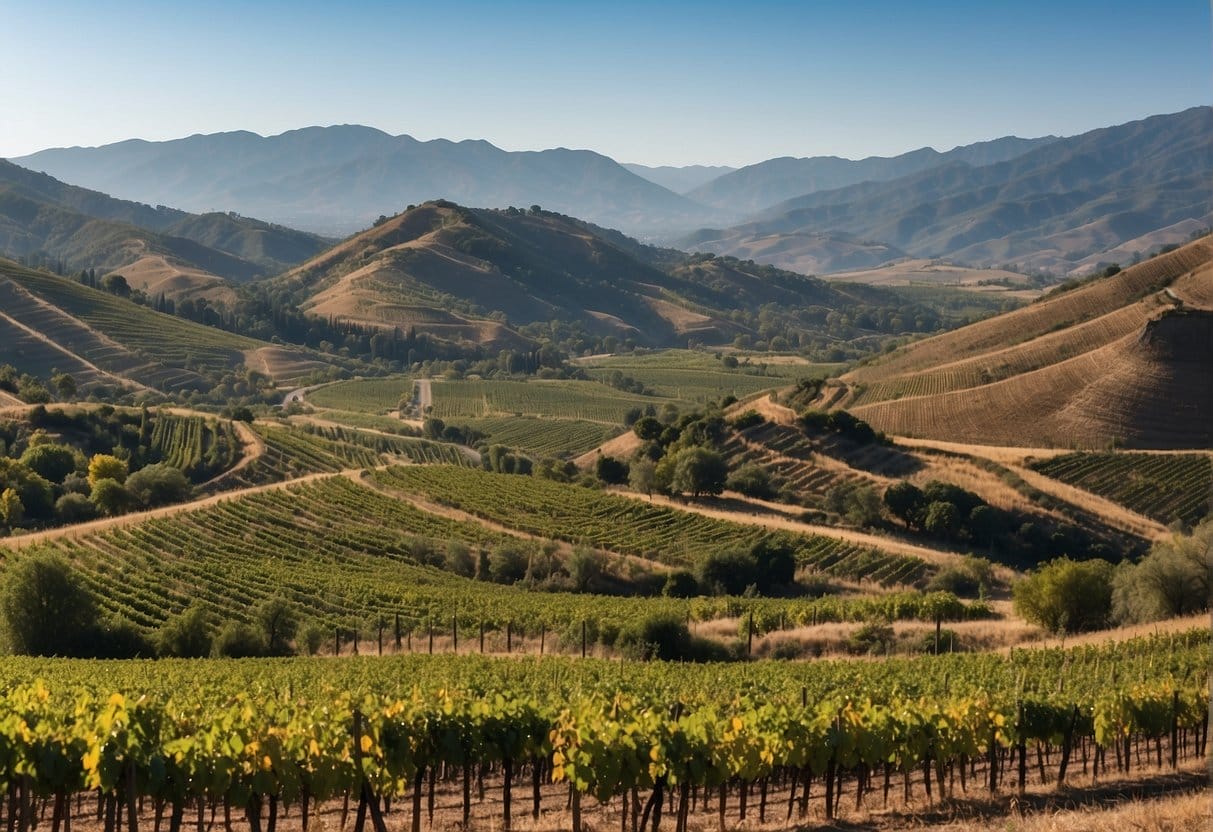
[0, 632, 1205, 831]
[11, 474, 982, 644]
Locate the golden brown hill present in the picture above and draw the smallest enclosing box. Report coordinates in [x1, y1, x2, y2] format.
[825, 237, 1213, 449]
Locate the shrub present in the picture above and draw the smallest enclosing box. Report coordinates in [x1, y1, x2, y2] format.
[19, 444, 80, 483]
[926, 557, 995, 598]
[1013, 557, 1114, 633]
[595, 455, 630, 485]
[297, 620, 328, 656]
[729, 410, 765, 431]
[568, 546, 605, 592]
[489, 543, 530, 584]
[87, 454, 128, 487]
[212, 621, 267, 658]
[727, 463, 774, 499]
[445, 541, 476, 577]
[125, 463, 192, 508]
[92, 616, 154, 659]
[847, 620, 895, 655]
[1112, 522, 1211, 623]
[662, 569, 699, 598]
[254, 597, 299, 656]
[54, 493, 97, 523]
[157, 604, 213, 658]
[90, 478, 131, 516]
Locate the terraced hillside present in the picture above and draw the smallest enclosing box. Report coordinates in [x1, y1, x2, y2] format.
[0, 257, 321, 390]
[828, 238, 1213, 448]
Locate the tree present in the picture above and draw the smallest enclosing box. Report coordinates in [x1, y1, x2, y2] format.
[254, 597, 298, 656]
[51, 372, 77, 400]
[628, 458, 656, 499]
[0, 554, 100, 656]
[445, 541, 476, 577]
[54, 493, 97, 523]
[90, 478, 131, 516]
[1012, 558, 1114, 633]
[632, 416, 663, 442]
[670, 447, 728, 498]
[19, 444, 79, 484]
[923, 501, 961, 537]
[88, 454, 128, 487]
[125, 463, 191, 508]
[883, 482, 924, 528]
[662, 570, 699, 598]
[100, 273, 130, 297]
[489, 543, 530, 584]
[0, 488, 24, 527]
[569, 545, 605, 592]
[1112, 522, 1212, 623]
[0, 459, 54, 520]
[727, 463, 774, 499]
[595, 455, 630, 485]
[212, 622, 266, 658]
[156, 604, 213, 658]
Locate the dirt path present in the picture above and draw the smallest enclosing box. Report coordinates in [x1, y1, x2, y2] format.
[610, 488, 988, 572]
[896, 436, 1173, 541]
[282, 381, 334, 407]
[0, 471, 337, 551]
[415, 378, 433, 411]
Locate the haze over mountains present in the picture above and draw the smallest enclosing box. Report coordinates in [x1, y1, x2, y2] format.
[6, 107, 1209, 285]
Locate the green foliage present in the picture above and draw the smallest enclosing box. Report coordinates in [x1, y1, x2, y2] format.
[926, 557, 995, 598]
[594, 455, 629, 485]
[211, 621, 267, 658]
[156, 604, 213, 658]
[1013, 558, 1114, 633]
[568, 546, 605, 593]
[662, 569, 699, 598]
[847, 620, 895, 655]
[489, 542, 531, 584]
[0, 554, 100, 656]
[923, 500, 961, 536]
[883, 481, 924, 528]
[628, 458, 656, 497]
[18, 443, 80, 483]
[125, 463, 192, 508]
[826, 482, 882, 527]
[87, 454, 128, 487]
[1112, 522, 1212, 623]
[669, 446, 728, 498]
[254, 597, 299, 657]
[0, 459, 54, 521]
[90, 478, 131, 516]
[726, 462, 774, 499]
[445, 541, 476, 578]
[0, 489, 23, 528]
[54, 493, 97, 523]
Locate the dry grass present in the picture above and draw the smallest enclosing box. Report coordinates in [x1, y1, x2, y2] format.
[834, 238, 1213, 449]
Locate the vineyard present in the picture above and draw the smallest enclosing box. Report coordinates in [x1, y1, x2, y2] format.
[584, 367, 792, 402]
[211, 424, 471, 489]
[1030, 452, 1213, 527]
[307, 378, 414, 414]
[5, 474, 982, 643]
[373, 466, 929, 585]
[428, 380, 662, 424]
[0, 632, 1205, 832]
[148, 413, 241, 482]
[445, 416, 621, 457]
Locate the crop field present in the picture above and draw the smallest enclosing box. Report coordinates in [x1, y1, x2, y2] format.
[148, 413, 241, 482]
[307, 377, 414, 413]
[450, 416, 621, 457]
[1030, 452, 1213, 527]
[429, 379, 662, 423]
[213, 422, 471, 488]
[4, 263, 258, 377]
[0, 632, 1205, 832]
[9, 474, 978, 639]
[374, 465, 929, 585]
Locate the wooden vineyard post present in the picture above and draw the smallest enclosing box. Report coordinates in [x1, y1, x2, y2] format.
[479, 621, 485, 654]
[452, 616, 458, 653]
[540, 626, 546, 656]
[1170, 690, 1180, 769]
[394, 613, 402, 650]
[1016, 701, 1026, 795]
[581, 620, 587, 658]
[746, 613, 754, 657]
[334, 628, 340, 657]
[377, 618, 384, 656]
[506, 621, 512, 653]
[428, 621, 434, 654]
[353, 627, 359, 656]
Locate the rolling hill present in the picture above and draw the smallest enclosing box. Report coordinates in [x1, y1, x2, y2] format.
[691, 108, 1213, 276]
[276, 200, 950, 350]
[0, 160, 330, 300]
[821, 236, 1213, 449]
[12, 127, 714, 237]
[621, 163, 737, 194]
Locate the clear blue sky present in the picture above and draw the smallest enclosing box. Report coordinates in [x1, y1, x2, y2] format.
[3, 0, 1209, 166]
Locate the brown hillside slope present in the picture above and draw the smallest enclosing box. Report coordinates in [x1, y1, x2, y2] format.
[831, 238, 1213, 449]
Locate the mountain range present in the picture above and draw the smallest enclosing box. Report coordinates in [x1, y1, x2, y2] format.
[691, 107, 1213, 275]
[6, 107, 1209, 285]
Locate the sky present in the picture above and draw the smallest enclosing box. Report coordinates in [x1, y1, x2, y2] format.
[2, 0, 1210, 167]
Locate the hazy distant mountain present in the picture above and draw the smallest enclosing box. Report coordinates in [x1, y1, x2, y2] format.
[622, 163, 737, 194]
[687, 108, 1213, 275]
[13, 127, 713, 237]
[0, 160, 330, 301]
[687, 135, 1058, 215]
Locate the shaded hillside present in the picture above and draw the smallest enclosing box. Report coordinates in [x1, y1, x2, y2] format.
[278, 201, 974, 351]
[687, 135, 1055, 214]
[682, 228, 906, 274]
[0, 160, 329, 277]
[693, 108, 1212, 275]
[13, 127, 713, 237]
[825, 237, 1213, 449]
[0, 257, 327, 393]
